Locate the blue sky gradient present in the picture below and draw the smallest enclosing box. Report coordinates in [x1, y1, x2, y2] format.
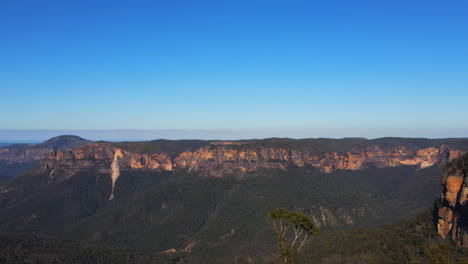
[1, 0, 467, 139]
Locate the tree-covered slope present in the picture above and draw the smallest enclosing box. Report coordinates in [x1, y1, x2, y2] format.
[0, 164, 446, 263]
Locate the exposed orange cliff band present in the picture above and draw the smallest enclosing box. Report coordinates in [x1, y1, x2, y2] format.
[43, 142, 463, 177]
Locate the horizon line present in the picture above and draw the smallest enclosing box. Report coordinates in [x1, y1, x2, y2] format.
[0, 129, 467, 143]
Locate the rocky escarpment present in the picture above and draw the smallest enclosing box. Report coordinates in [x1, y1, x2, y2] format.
[436, 153, 468, 246]
[43, 140, 465, 179]
[0, 136, 91, 165]
[0, 136, 92, 181]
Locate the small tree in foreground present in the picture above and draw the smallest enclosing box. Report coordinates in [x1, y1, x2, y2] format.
[267, 208, 320, 264]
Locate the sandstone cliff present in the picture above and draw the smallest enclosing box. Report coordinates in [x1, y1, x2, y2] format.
[0, 136, 91, 165]
[436, 153, 468, 246]
[43, 140, 465, 178]
[0, 136, 92, 180]
[38, 139, 467, 203]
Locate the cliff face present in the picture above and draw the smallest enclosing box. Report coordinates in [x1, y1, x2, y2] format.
[173, 144, 462, 176]
[0, 136, 92, 181]
[436, 153, 468, 246]
[43, 141, 464, 177]
[0, 147, 55, 165]
[0, 136, 91, 165]
[39, 140, 466, 201]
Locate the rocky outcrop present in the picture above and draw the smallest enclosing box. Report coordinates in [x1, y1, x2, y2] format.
[173, 144, 462, 176]
[436, 153, 468, 246]
[0, 136, 92, 181]
[43, 141, 464, 178]
[0, 136, 91, 165]
[44, 143, 173, 173]
[0, 147, 56, 165]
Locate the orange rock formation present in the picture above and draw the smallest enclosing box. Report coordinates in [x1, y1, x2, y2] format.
[43, 142, 464, 177]
[436, 154, 468, 246]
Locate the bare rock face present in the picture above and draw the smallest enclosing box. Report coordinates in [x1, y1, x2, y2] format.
[0, 136, 92, 180]
[44, 143, 173, 172]
[43, 141, 465, 178]
[172, 144, 462, 176]
[436, 153, 468, 246]
[0, 136, 91, 165]
[39, 140, 467, 201]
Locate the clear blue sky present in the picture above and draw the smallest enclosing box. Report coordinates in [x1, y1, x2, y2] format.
[1, 0, 467, 139]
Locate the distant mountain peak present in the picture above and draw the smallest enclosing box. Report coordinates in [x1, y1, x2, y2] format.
[36, 135, 92, 149]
